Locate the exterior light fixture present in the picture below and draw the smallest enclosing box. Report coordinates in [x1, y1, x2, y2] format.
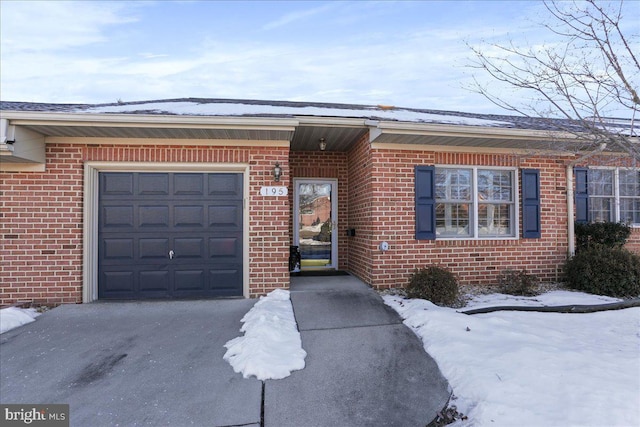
[273, 162, 282, 182]
[319, 138, 327, 151]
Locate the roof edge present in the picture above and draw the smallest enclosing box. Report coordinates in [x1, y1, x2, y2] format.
[3, 111, 299, 130]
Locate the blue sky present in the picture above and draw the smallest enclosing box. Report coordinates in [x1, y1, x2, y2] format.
[1, 1, 637, 115]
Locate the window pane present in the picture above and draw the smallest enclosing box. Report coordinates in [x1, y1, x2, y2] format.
[588, 170, 613, 196]
[589, 197, 613, 222]
[478, 203, 513, 236]
[620, 198, 640, 224]
[619, 170, 640, 197]
[436, 203, 470, 236]
[435, 169, 471, 201]
[478, 170, 512, 202]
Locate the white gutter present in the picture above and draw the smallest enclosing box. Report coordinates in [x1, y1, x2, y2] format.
[566, 143, 608, 256]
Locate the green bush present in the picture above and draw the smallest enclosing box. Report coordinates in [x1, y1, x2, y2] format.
[565, 246, 640, 297]
[406, 266, 459, 306]
[498, 269, 539, 296]
[575, 222, 631, 251]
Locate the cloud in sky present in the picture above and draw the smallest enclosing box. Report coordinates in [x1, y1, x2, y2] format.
[262, 2, 337, 30]
[1, 1, 138, 53]
[1, 1, 637, 116]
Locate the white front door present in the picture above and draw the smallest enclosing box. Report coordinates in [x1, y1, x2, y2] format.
[293, 179, 338, 270]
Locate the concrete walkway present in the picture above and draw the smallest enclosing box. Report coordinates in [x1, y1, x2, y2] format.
[265, 275, 451, 426]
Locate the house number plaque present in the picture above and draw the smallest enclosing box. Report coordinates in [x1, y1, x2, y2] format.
[260, 186, 288, 196]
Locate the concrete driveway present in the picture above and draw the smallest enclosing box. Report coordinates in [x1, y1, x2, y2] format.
[0, 300, 262, 427]
[1, 276, 450, 427]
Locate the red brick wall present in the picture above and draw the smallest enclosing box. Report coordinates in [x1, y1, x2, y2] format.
[346, 135, 374, 284]
[1, 145, 84, 305]
[626, 229, 640, 253]
[0, 143, 290, 305]
[289, 151, 349, 270]
[364, 148, 569, 289]
[246, 146, 291, 297]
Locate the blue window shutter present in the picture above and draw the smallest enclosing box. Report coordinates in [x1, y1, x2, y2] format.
[415, 166, 436, 240]
[521, 169, 541, 238]
[574, 168, 589, 224]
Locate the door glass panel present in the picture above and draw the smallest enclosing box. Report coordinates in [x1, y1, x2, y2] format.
[298, 183, 333, 268]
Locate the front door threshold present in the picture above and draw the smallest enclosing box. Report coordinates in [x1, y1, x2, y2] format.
[293, 270, 350, 277]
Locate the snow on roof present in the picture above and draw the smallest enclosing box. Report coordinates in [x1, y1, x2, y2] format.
[76, 100, 515, 128]
[1, 98, 636, 135]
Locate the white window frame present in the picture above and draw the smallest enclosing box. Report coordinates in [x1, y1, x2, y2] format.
[589, 166, 640, 226]
[435, 165, 519, 240]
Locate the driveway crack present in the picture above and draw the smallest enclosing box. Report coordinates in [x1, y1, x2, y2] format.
[260, 381, 265, 427]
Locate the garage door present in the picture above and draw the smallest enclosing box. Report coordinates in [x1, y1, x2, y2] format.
[98, 172, 243, 299]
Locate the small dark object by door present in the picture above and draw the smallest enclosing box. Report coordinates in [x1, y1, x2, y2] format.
[289, 245, 301, 273]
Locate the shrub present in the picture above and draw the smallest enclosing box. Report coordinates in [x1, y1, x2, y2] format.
[565, 246, 640, 297]
[315, 219, 332, 242]
[498, 269, 539, 296]
[575, 222, 631, 251]
[406, 266, 459, 306]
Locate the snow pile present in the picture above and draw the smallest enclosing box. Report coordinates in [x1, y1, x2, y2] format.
[224, 289, 306, 380]
[465, 289, 621, 310]
[0, 307, 40, 334]
[384, 291, 640, 427]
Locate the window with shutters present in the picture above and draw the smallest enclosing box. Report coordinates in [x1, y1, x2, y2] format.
[434, 167, 517, 239]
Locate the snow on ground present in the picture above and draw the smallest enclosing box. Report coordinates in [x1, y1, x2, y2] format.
[224, 289, 306, 381]
[465, 290, 622, 310]
[384, 291, 640, 427]
[0, 307, 40, 334]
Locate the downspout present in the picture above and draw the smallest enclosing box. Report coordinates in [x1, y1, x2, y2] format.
[566, 143, 607, 257]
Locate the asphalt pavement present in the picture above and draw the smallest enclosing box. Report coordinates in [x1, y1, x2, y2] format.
[0, 275, 450, 426]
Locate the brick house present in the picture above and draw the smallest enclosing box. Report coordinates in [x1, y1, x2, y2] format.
[1, 98, 637, 305]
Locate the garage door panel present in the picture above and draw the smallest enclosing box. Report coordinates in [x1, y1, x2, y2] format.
[103, 238, 134, 260]
[139, 173, 169, 195]
[209, 237, 240, 258]
[174, 174, 204, 195]
[102, 206, 134, 228]
[174, 238, 204, 259]
[139, 206, 170, 227]
[210, 268, 242, 292]
[174, 270, 205, 291]
[139, 238, 170, 259]
[101, 272, 135, 294]
[140, 271, 170, 292]
[174, 206, 205, 227]
[102, 173, 134, 195]
[208, 174, 242, 197]
[209, 204, 242, 229]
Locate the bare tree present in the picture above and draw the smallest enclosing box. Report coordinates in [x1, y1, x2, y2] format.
[468, 0, 639, 161]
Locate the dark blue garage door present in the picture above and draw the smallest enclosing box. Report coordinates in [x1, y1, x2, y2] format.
[98, 172, 243, 299]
